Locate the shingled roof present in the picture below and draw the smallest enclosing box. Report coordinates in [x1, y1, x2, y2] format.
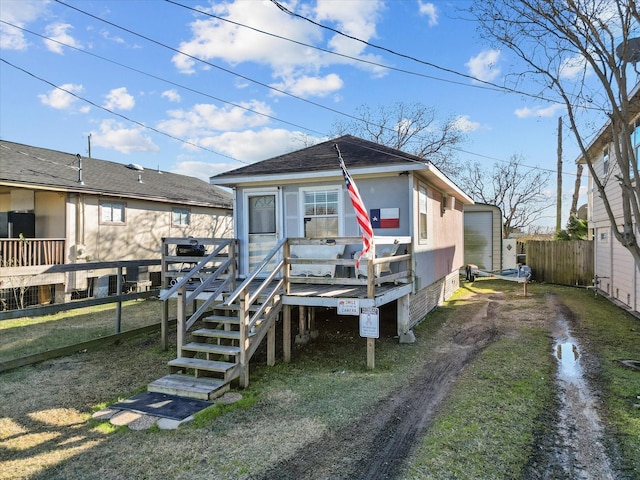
[0, 140, 232, 209]
[211, 135, 428, 179]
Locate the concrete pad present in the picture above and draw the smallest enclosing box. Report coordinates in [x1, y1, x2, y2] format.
[110, 410, 143, 426]
[157, 415, 193, 430]
[91, 408, 118, 420]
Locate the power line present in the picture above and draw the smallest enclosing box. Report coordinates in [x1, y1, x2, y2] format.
[0, 57, 247, 164]
[0, 19, 325, 138]
[6, 2, 580, 177]
[53, 0, 375, 128]
[165, 0, 506, 95]
[269, 0, 565, 106]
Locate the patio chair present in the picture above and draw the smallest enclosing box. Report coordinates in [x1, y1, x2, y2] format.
[354, 243, 400, 279]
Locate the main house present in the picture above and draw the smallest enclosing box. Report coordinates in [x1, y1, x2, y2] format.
[0, 140, 232, 305]
[148, 134, 474, 400]
[576, 86, 640, 316]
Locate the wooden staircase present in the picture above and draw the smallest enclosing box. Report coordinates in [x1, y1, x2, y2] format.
[150, 237, 286, 401]
[149, 293, 282, 400]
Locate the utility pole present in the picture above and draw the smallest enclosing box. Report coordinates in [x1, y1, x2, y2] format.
[556, 117, 562, 233]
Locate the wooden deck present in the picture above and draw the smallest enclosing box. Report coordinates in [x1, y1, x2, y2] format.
[164, 278, 413, 309]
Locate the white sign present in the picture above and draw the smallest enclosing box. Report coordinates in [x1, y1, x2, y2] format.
[359, 307, 379, 338]
[337, 298, 359, 316]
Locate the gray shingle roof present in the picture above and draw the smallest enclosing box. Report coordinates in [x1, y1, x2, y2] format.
[210, 135, 428, 179]
[0, 140, 232, 209]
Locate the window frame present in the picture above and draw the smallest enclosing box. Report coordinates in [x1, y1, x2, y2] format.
[418, 183, 428, 244]
[298, 185, 342, 238]
[172, 207, 191, 226]
[99, 201, 126, 225]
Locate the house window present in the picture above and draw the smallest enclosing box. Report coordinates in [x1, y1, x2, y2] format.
[419, 184, 428, 242]
[631, 119, 640, 179]
[302, 189, 339, 237]
[100, 201, 125, 224]
[602, 147, 609, 175]
[172, 208, 190, 226]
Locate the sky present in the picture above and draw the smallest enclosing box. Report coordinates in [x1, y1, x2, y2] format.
[0, 0, 593, 229]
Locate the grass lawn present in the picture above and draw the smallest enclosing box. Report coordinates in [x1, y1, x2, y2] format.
[0, 280, 638, 479]
[0, 298, 177, 363]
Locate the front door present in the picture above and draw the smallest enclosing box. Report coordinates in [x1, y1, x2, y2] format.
[244, 191, 280, 275]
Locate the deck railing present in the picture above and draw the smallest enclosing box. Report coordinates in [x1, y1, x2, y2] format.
[0, 238, 66, 267]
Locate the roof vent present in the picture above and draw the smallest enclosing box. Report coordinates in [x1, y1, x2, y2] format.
[126, 163, 144, 171]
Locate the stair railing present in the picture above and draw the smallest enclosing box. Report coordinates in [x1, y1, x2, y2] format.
[161, 239, 237, 356]
[222, 237, 287, 387]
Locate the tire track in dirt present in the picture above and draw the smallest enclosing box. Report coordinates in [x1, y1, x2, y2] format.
[254, 298, 501, 480]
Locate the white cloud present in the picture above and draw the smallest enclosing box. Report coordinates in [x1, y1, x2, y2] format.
[198, 128, 322, 163]
[315, 0, 385, 57]
[559, 54, 587, 79]
[514, 103, 565, 118]
[171, 0, 386, 94]
[418, 1, 438, 27]
[44, 22, 82, 54]
[0, 0, 49, 50]
[466, 49, 501, 82]
[161, 89, 181, 103]
[157, 100, 272, 137]
[103, 87, 135, 111]
[38, 83, 84, 109]
[271, 73, 343, 98]
[90, 119, 159, 154]
[452, 115, 480, 132]
[171, 159, 239, 181]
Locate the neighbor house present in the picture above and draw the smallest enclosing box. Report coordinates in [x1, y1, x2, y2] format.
[0, 140, 232, 305]
[576, 87, 640, 315]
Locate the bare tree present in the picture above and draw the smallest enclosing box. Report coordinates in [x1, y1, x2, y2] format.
[459, 155, 553, 237]
[332, 101, 465, 178]
[470, 0, 640, 262]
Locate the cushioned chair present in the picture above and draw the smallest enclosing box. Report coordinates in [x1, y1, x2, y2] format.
[355, 243, 400, 278]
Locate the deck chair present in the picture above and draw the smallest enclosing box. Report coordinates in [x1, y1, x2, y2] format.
[355, 243, 400, 279]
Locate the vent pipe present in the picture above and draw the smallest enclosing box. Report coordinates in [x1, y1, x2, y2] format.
[77, 154, 84, 185]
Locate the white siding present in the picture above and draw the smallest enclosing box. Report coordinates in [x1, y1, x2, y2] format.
[611, 232, 634, 307]
[595, 227, 611, 295]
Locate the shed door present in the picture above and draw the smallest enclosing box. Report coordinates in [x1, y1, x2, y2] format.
[464, 211, 493, 270]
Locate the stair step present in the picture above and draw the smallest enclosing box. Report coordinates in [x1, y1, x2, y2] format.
[168, 357, 236, 373]
[203, 314, 240, 324]
[182, 342, 241, 356]
[193, 328, 240, 340]
[148, 374, 229, 401]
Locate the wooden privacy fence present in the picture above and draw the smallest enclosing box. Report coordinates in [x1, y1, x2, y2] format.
[526, 240, 593, 286]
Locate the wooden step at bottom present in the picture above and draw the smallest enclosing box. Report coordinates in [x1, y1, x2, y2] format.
[182, 342, 241, 357]
[148, 374, 229, 401]
[169, 356, 236, 374]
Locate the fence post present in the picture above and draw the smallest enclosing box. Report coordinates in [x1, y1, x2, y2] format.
[115, 266, 123, 333]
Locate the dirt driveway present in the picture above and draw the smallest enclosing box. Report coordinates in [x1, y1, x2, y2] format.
[257, 290, 619, 480]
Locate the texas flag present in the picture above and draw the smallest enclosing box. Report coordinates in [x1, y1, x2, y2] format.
[370, 208, 400, 229]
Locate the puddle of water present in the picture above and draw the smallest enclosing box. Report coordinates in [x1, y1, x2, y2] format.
[555, 335, 582, 382]
[549, 315, 616, 480]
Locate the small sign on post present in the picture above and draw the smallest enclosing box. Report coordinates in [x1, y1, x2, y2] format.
[359, 307, 379, 339]
[337, 298, 359, 316]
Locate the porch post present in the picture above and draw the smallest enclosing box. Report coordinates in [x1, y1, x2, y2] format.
[267, 323, 276, 366]
[295, 305, 309, 344]
[283, 305, 291, 362]
[397, 294, 415, 343]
